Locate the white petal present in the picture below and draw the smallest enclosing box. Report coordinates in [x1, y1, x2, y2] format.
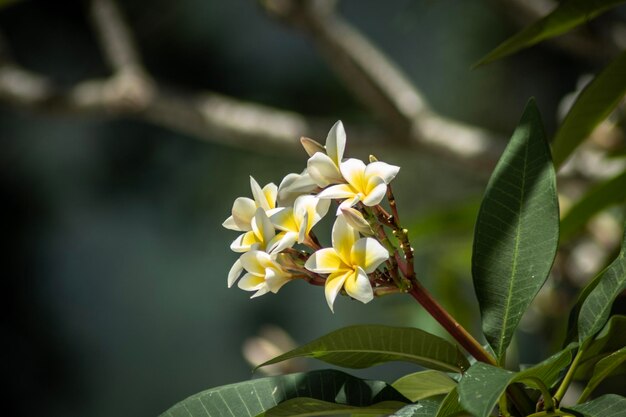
[332, 215, 359, 265]
[268, 231, 297, 254]
[307, 153, 343, 187]
[351, 237, 389, 273]
[227, 258, 244, 287]
[250, 176, 271, 211]
[340, 207, 372, 236]
[305, 248, 345, 274]
[262, 183, 278, 210]
[251, 286, 270, 298]
[317, 184, 355, 200]
[298, 211, 309, 244]
[324, 270, 350, 313]
[232, 197, 256, 231]
[325, 121, 346, 166]
[365, 161, 400, 184]
[343, 267, 373, 304]
[339, 158, 367, 191]
[270, 207, 298, 232]
[230, 231, 258, 253]
[277, 172, 318, 207]
[251, 208, 275, 245]
[336, 194, 361, 215]
[240, 250, 272, 275]
[238, 272, 265, 291]
[300, 136, 325, 157]
[265, 267, 291, 293]
[362, 178, 387, 206]
[222, 215, 239, 231]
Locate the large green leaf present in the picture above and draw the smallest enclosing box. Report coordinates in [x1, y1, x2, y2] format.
[578, 225, 626, 343]
[436, 388, 468, 417]
[565, 394, 626, 417]
[160, 370, 407, 417]
[458, 348, 573, 417]
[392, 371, 456, 402]
[383, 399, 442, 417]
[579, 347, 626, 402]
[472, 99, 559, 362]
[577, 315, 626, 378]
[258, 325, 470, 373]
[474, 0, 626, 67]
[561, 170, 626, 240]
[262, 398, 406, 416]
[553, 51, 626, 168]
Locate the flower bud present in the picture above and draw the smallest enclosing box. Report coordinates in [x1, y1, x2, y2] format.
[340, 207, 374, 236]
[300, 136, 325, 157]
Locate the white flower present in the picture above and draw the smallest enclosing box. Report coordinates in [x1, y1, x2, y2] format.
[317, 158, 399, 213]
[306, 121, 346, 187]
[305, 215, 389, 312]
[232, 250, 292, 298]
[229, 207, 284, 253]
[277, 170, 318, 207]
[222, 176, 278, 232]
[270, 195, 330, 250]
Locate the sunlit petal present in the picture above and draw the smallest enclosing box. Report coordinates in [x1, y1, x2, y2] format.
[332, 215, 359, 265]
[268, 231, 297, 254]
[238, 272, 265, 291]
[325, 270, 351, 312]
[325, 120, 346, 166]
[339, 158, 367, 191]
[300, 136, 325, 157]
[230, 231, 258, 252]
[336, 194, 361, 215]
[265, 267, 291, 293]
[340, 207, 372, 236]
[222, 215, 239, 231]
[351, 237, 389, 273]
[250, 176, 271, 211]
[305, 248, 346, 273]
[262, 183, 278, 210]
[277, 171, 317, 206]
[251, 287, 270, 298]
[307, 153, 343, 187]
[227, 258, 244, 287]
[270, 207, 298, 232]
[251, 208, 275, 244]
[298, 211, 308, 244]
[365, 161, 400, 184]
[240, 250, 272, 275]
[343, 267, 374, 304]
[317, 184, 355, 200]
[362, 178, 387, 206]
[232, 197, 256, 231]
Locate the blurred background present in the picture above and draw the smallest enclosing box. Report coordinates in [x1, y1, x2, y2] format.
[2, 1, 624, 416]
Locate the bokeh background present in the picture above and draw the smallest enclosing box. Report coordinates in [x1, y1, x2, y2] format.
[3, 1, 624, 416]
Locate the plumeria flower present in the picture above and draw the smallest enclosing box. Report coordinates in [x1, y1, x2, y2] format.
[305, 215, 389, 312]
[306, 121, 346, 187]
[222, 176, 279, 232]
[233, 249, 292, 298]
[270, 195, 330, 249]
[276, 170, 318, 207]
[229, 207, 285, 253]
[317, 158, 400, 213]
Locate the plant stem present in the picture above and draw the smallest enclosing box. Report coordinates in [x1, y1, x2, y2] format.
[408, 281, 497, 366]
[526, 411, 575, 417]
[554, 344, 587, 406]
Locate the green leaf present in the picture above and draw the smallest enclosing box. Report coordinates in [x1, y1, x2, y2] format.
[579, 347, 626, 402]
[387, 399, 442, 417]
[392, 371, 456, 402]
[561, 170, 626, 240]
[458, 348, 573, 417]
[258, 325, 470, 373]
[578, 225, 626, 344]
[565, 394, 626, 417]
[553, 51, 626, 168]
[160, 369, 408, 417]
[436, 388, 469, 417]
[262, 398, 406, 416]
[472, 98, 559, 362]
[577, 315, 626, 378]
[474, 0, 626, 67]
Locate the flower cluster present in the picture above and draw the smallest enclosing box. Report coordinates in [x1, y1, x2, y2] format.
[223, 121, 405, 311]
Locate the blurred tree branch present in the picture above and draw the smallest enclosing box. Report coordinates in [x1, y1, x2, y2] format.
[0, 0, 622, 178]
